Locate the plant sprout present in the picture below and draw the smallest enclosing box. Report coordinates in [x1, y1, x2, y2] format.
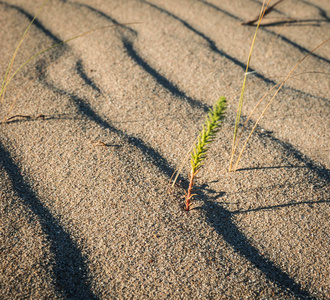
[185, 96, 227, 211]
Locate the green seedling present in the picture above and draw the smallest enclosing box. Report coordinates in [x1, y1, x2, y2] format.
[184, 96, 227, 211]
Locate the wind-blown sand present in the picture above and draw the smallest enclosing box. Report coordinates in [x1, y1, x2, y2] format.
[0, 0, 329, 299]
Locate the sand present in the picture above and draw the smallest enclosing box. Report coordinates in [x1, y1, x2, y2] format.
[0, 0, 329, 299]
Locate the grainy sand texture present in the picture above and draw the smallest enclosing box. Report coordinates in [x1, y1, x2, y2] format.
[0, 0, 329, 299]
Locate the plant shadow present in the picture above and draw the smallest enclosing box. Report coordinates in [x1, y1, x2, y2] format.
[236, 164, 307, 171]
[1, 113, 83, 124]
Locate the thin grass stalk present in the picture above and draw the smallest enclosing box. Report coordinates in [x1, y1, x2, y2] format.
[1, 0, 49, 104]
[242, 82, 280, 127]
[232, 38, 330, 171]
[170, 70, 327, 190]
[229, 0, 270, 172]
[170, 140, 195, 188]
[1, 54, 72, 123]
[226, 71, 329, 159]
[240, 71, 328, 130]
[1, 23, 139, 99]
[231, 83, 280, 154]
[2, 33, 29, 104]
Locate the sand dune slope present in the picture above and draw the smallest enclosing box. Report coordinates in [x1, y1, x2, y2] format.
[0, 0, 329, 299]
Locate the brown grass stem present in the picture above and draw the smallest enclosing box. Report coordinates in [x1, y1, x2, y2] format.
[184, 169, 196, 211]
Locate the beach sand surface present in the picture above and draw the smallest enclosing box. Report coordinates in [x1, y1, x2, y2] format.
[0, 0, 329, 299]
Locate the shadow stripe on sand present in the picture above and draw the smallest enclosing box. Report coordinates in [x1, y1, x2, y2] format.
[142, 0, 329, 104]
[69, 1, 210, 112]
[202, 199, 316, 300]
[0, 141, 98, 299]
[200, 0, 330, 65]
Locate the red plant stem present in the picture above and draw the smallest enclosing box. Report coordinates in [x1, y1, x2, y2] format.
[185, 170, 195, 211]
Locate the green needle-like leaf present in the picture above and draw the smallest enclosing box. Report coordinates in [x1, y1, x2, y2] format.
[190, 96, 227, 174]
[184, 96, 227, 211]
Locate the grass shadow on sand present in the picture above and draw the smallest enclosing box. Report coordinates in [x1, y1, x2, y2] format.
[230, 199, 329, 214]
[122, 39, 210, 112]
[37, 66, 180, 181]
[253, 127, 330, 182]
[76, 59, 101, 94]
[0, 141, 98, 299]
[141, 0, 271, 84]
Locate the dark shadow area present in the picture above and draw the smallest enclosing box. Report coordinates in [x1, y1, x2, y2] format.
[70, 1, 137, 36]
[189, 173, 325, 298]
[2, 0, 329, 183]
[141, 0, 273, 85]
[265, 30, 330, 65]
[200, 198, 315, 299]
[251, 0, 330, 23]
[198, 0, 330, 65]
[3, 0, 185, 183]
[240, 0, 324, 26]
[76, 60, 101, 94]
[199, 0, 241, 20]
[0, 1, 67, 58]
[298, 0, 330, 21]
[2, 2, 328, 298]
[69, 1, 210, 112]
[122, 39, 210, 112]
[37, 67, 180, 180]
[0, 141, 98, 299]
[190, 182, 319, 298]
[264, 132, 330, 182]
[237, 164, 307, 171]
[142, 0, 330, 107]
[234, 119, 330, 183]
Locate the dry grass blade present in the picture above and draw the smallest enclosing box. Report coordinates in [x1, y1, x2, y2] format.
[1, 20, 140, 122]
[229, 0, 271, 172]
[241, 71, 330, 131]
[233, 38, 330, 171]
[1, 23, 140, 103]
[241, 0, 285, 26]
[1, 55, 66, 123]
[0, 0, 49, 105]
[230, 71, 329, 156]
[5, 115, 31, 122]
